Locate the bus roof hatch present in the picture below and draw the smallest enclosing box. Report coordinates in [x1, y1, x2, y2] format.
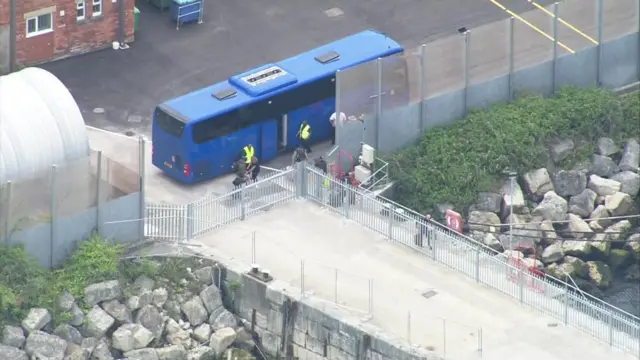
[229, 64, 298, 97]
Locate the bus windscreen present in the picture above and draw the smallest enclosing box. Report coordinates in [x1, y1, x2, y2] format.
[155, 109, 186, 137]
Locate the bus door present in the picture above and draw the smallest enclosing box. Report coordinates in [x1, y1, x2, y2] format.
[277, 114, 288, 151]
[261, 119, 278, 161]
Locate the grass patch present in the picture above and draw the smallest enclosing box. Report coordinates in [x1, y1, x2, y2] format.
[389, 87, 640, 216]
[0, 233, 206, 329]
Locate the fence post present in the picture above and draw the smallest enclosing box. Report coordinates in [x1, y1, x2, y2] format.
[334, 268, 338, 304]
[475, 247, 480, 282]
[344, 185, 350, 218]
[335, 69, 342, 146]
[300, 260, 305, 296]
[608, 311, 614, 346]
[50, 165, 58, 269]
[138, 136, 146, 240]
[96, 151, 103, 234]
[552, 2, 559, 93]
[240, 187, 246, 221]
[3, 181, 12, 243]
[387, 205, 394, 239]
[596, 0, 603, 86]
[463, 30, 470, 115]
[519, 265, 524, 303]
[508, 17, 515, 100]
[186, 203, 194, 241]
[562, 277, 569, 324]
[376, 57, 383, 150]
[419, 44, 426, 133]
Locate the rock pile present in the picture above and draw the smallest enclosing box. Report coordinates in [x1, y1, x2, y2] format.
[469, 137, 640, 295]
[0, 265, 256, 360]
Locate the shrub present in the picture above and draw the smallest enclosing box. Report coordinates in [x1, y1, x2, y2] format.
[389, 87, 640, 216]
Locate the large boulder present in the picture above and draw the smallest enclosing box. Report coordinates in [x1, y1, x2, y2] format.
[199, 285, 224, 314]
[156, 345, 187, 360]
[90, 339, 114, 360]
[152, 288, 169, 308]
[541, 242, 564, 264]
[559, 214, 593, 239]
[596, 137, 619, 156]
[475, 192, 503, 213]
[52, 324, 83, 345]
[589, 205, 612, 228]
[562, 240, 593, 258]
[480, 233, 504, 252]
[589, 154, 620, 178]
[194, 266, 215, 286]
[127, 290, 153, 311]
[135, 305, 165, 340]
[192, 324, 212, 343]
[84, 280, 122, 307]
[209, 328, 237, 356]
[125, 348, 160, 360]
[568, 189, 597, 218]
[523, 168, 554, 199]
[21, 308, 51, 334]
[604, 220, 633, 243]
[165, 319, 192, 348]
[532, 191, 568, 222]
[611, 171, 640, 197]
[549, 139, 575, 163]
[539, 220, 559, 245]
[619, 139, 640, 172]
[604, 192, 634, 216]
[586, 261, 613, 289]
[499, 180, 527, 216]
[553, 170, 587, 197]
[467, 211, 501, 232]
[131, 276, 156, 296]
[608, 249, 632, 272]
[187, 346, 215, 360]
[208, 308, 237, 331]
[24, 330, 67, 360]
[112, 323, 154, 352]
[625, 233, 640, 257]
[587, 174, 621, 196]
[181, 296, 209, 327]
[101, 299, 133, 324]
[2, 325, 25, 349]
[0, 345, 28, 360]
[588, 233, 611, 258]
[82, 306, 115, 339]
[546, 256, 588, 279]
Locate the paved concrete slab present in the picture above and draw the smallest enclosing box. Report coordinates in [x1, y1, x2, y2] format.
[193, 200, 637, 360]
[38, 0, 578, 136]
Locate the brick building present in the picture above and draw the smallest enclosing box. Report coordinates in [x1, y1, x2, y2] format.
[0, 0, 135, 71]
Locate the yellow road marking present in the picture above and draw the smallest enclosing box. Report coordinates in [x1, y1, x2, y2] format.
[490, 0, 576, 54]
[528, 0, 599, 45]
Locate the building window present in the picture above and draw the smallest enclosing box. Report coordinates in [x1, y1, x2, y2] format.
[92, 0, 102, 16]
[26, 13, 53, 37]
[76, 0, 86, 21]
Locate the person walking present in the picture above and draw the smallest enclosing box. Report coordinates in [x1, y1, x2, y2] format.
[329, 112, 346, 145]
[231, 157, 248, 199]
[239, 144, 255, 165]
[297, 120, 312, 153]
[246, 156, 261, 182]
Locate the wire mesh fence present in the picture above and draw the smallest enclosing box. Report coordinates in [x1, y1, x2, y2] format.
[334, 2, 639, 155]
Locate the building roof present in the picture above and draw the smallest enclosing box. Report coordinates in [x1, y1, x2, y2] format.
[0, 67, 89, 184]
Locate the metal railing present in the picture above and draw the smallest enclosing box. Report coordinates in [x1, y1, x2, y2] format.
[142, 162, 640, 357]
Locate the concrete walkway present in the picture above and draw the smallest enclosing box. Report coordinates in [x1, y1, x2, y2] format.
[193, 200, 637, 360]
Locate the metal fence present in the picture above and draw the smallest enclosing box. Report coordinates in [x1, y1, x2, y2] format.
[144, 161, 640, 357]
[335, 0, 640, 154]
[0, 140, 144, 268]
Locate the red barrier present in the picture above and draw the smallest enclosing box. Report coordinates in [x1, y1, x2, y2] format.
[445, 210, 463, 233]
[507, 243, 546, 293]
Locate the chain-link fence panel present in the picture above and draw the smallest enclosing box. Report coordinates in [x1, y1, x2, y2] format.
[378, 50, 423, 153]
[603, 0, 638, 41]
[336, 60, 378, 161]
[469, 18, 510, 85]
[7, 169, 53, 235]
[513, 5, 556, 71]
[423, 34, 465, 98]
[557, 0, 599, 52]
[54, 155, 96, 217]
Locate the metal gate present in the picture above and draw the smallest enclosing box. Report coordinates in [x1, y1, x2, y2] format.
[144, 203, 188, 240]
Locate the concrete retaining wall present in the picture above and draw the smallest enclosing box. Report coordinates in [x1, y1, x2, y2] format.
[212, 254, 439, 360]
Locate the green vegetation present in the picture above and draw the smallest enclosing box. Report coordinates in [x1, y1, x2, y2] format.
[390, 87, 640, 215]
[0, 233, 200, 329]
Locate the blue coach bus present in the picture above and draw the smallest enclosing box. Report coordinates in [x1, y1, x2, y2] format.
[152, 30, 404, 184]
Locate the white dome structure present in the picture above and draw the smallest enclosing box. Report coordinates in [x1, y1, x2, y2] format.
[0, 67, 89, 184]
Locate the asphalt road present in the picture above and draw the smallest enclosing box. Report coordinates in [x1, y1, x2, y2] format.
[38, 0, 575, 135]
